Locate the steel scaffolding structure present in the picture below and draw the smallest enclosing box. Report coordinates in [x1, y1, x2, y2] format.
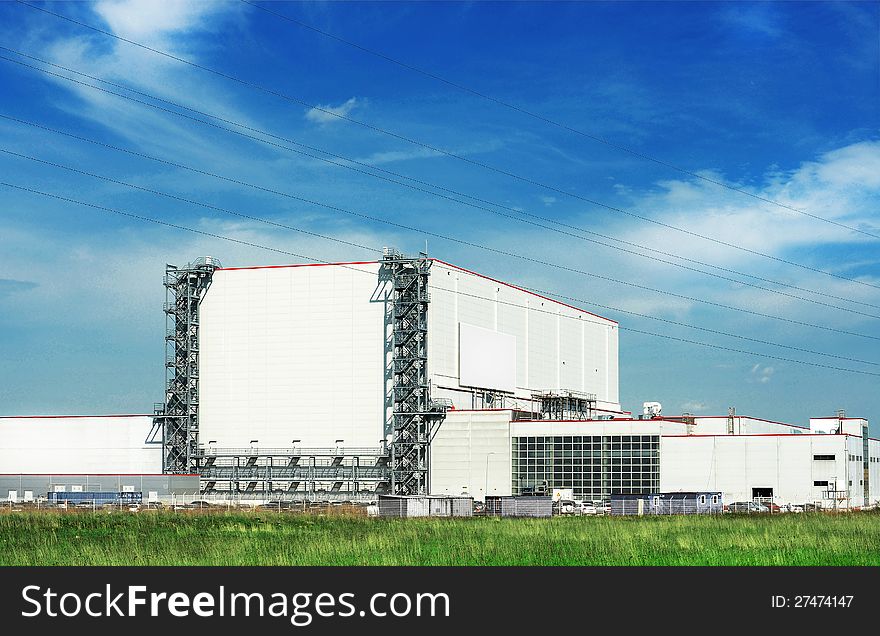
[196, 446, 390, 499]
[155, 257, 220, 474]
[532, 390, 597, 421]
[382, 248, 448, 495]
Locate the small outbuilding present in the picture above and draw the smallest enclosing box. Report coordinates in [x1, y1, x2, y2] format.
[611, 492, 722, 516]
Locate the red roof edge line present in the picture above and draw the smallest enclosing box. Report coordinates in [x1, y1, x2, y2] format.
[432, 259, 618, 325]
[0, 414, 152, 419]
[662, 433, 862, 439]
[216, 261, 377, 271]
[212, 257, 618, 324]
[517, 416, 809, 429]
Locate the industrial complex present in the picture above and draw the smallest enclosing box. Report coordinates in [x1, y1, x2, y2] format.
[1, 250, 876, 511]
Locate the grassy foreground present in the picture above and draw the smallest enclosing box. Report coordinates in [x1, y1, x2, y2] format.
[1, 509, 879, 566]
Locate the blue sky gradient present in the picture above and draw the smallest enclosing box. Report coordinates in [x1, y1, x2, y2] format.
[0, 1, 878, 430]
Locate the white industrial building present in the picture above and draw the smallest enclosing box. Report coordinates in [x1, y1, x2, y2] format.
[0, 415, 158, 474]
[0, 254, 875, 510]
[430, 411, 878, 508]
[198, 259, 620, 449]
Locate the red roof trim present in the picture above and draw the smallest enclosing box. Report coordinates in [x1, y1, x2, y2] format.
[432, 259, 618, 325]
[0, 414, 152, 420]
[213, 257, 618, 324]
[446, 408, 514, 413]
[516, 415, 808, 429]
[216, 261, 376, 271]
[662, 433, 861, 439]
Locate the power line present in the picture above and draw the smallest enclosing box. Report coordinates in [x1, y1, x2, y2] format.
[517, 286, 879, 366]
[3, 54, 880, 317]
[4, 46, 878, 307]
[19, 0, 880, 245]
[1, 132, 878, 342]
[242, 0, 880, 243]
[0, 148, 383, 255]
[3, 179, 879, 378]
[6, 145, 877, 368]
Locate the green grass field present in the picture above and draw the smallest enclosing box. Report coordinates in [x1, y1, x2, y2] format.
[1, 510, 879, 566]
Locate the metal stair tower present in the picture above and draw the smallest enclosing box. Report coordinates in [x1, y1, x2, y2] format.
[156, 256, 220, 474]
[382, 248, 448, 495]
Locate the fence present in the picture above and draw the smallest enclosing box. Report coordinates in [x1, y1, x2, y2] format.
[485, 496, 553, 518]
[377, 495, 473, 518]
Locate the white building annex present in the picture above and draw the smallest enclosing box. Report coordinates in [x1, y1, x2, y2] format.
[0, 415, 159, 474]
[429, 411, 879, 508]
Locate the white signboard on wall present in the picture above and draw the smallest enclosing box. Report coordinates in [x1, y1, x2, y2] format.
[459, 323, 516, 393]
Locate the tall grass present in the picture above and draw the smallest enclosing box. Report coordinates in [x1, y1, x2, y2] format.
[0, 510, 878, 566]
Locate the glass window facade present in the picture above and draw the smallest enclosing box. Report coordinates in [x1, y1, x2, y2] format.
[511, 434, 660, 502]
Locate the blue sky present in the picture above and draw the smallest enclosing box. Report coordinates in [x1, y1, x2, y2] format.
[0, 1, 878, 431]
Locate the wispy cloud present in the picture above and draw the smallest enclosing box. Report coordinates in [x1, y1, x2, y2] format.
[17, 0, 254, 164]
[681, 401, 708, 413]
[0, 278, 38, 299]
[305, 97, 361, 125]
[749, 364, 775, 384]
[721, 5, 783, 38]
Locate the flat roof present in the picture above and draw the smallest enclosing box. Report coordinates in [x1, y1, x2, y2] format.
[514, 414, 810, 430]
[216, 261, 377, 272]
[213, 257, 618, 325]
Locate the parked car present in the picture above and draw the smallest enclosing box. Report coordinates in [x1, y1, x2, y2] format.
[190, 500, 213, 509]
[557, 500, 576, 515]
[783, 504, 804, 513]
[765, 503, 782, 513]
[580, 502, 597, 515]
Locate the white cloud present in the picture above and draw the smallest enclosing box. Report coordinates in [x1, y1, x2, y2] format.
[541, 196, 557, 207]
[681, 401, 708, 412]
[23, 0, 257, 165]
[305, 97, 361, 125]
[749, 364, 775, 384]
[93, 0, 220, 43]
[356, 147, 441, 166]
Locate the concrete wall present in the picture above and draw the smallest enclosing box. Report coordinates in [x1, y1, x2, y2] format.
[0, 415, 160, 474]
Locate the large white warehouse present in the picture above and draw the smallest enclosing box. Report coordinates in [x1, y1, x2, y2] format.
[198, 258, 620, 449]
